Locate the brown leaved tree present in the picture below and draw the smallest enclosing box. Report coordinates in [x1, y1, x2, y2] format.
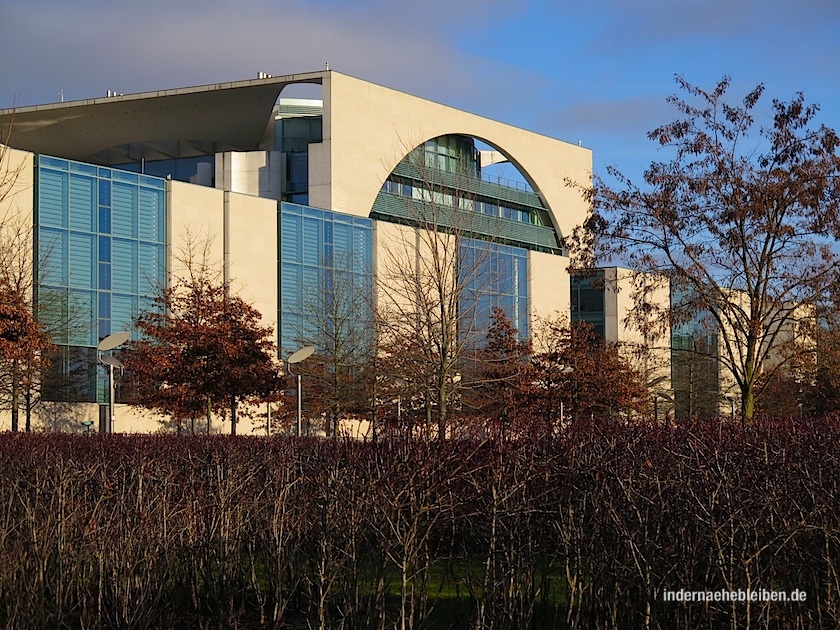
[0, 130, 55, 432]
[571, 76, 840, 420]
[530, 317, 649, 426]
[124, 276, 277, 435]
[0, 286, 53, 431]
[463, 308, 534, 437]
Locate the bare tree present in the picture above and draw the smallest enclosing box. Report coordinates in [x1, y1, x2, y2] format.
[287, 251, 376, 436]
[375, 141, 510, 440]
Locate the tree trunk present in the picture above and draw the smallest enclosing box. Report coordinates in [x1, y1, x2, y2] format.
[24, 388, 32, 432]
[230, 396, 237, 435]
[437, 380, 447, 442]
[10, 359, 19, 432]
[741, 387, 755, 424]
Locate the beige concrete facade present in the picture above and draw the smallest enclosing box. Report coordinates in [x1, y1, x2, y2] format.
[225, 191, 279, 334]
[606, 267, 672, 395]
[312, 72, 591, 245]
[166, 181, 278, 329]
[529, 250, 570, 324]
[167, 180, 225, 282]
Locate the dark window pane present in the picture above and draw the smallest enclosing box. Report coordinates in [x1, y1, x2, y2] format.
[99, 235, 111, 262]
[99, 206, 111, 233]
[98, 291, 111, 318]
[99, 263, 111, 290]
[42, 346, 97, 402]
[578, 286, 603, 313]
[99, 180, 111, 207]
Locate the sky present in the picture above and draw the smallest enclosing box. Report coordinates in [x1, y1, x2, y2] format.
[1, 0, 838, 183]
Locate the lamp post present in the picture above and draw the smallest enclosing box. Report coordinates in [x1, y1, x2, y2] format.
[654, 391, 673, 423]
[725, 393, 736, 419]
[97, 331, 130, 433]
[287, 346, 314, 437]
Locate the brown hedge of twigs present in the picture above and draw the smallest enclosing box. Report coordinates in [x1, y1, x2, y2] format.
[0, 417, 838, 629]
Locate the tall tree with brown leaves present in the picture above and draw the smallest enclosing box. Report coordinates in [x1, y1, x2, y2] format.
[464, 308, 533, 436]
[0, 286, 52, 431]
[124, 279, 277, 434]
[530, 318, 649, 426]
[0, 130, 55, 431]
[571, 76, 840, 420]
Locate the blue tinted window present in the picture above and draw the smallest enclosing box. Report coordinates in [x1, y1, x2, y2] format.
[139, 188, 165, 242]
[69, 175, 96, 231]
[98, 291, 111, 318]
[98, 263, 111, 290]
[39, 228, 68, 286]
[279, 202, 373, 355]
[39, 170, 68, 228]
[68, 233, 95, 289]
[112, 170, 139, 184]
[68, 290, 96, 346]
[138, 243, 164, 296]
[459, 238, 528, 343]
[99, 236, 111, 262]
[99, 180, 111, 207]
[99, 206, 111, 233]
[302, 217, 321, 265]
[112, 239, 137, 293]
[140, 175, 165, 189]
[111, 294, 137, 337]
[112, 183, 138, 238]
[40, 156, 68, 170]
[36, 156, 166, 402]
[70, 162, 97, 175]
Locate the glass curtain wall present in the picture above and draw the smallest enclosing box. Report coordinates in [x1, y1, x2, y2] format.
[36, 156, 166, 402]
[459, 238, 529, 345]
[279, 203, 373, 357]
[570, 271, 606, 339]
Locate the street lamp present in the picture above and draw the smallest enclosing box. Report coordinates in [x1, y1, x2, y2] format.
[725, 393, 736, 419]
[287, 346, 314, 437]
[654, 391, 673, 423]
[97, 331, 130, 433]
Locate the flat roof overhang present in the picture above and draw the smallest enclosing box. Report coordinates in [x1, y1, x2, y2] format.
[0, 71, 327, 165]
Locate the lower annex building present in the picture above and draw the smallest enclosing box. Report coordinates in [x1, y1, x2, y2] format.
[0, 70, 591, 433]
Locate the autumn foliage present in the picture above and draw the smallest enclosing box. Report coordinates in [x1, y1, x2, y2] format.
[123, 279, 277, 434]
[573, 76, 840, 421]
[0, 285, 52, 432]
[464, 310, 649, 435]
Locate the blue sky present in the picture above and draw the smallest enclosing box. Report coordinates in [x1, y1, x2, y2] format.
[1, 0, 838, 182]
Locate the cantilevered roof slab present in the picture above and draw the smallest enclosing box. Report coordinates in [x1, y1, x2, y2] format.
[0, 71, 326, 165]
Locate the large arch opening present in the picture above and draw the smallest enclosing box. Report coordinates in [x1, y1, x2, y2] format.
[371, 134, 565, 255]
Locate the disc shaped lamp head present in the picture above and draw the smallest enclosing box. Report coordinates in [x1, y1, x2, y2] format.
[288, 345, 315, 364]
[98, 331, 131, 352]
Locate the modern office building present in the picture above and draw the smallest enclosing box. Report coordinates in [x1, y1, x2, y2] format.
[570, 268, 814, 420]
[570, 267, 674, 416]
[0, 70, 590, 433]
